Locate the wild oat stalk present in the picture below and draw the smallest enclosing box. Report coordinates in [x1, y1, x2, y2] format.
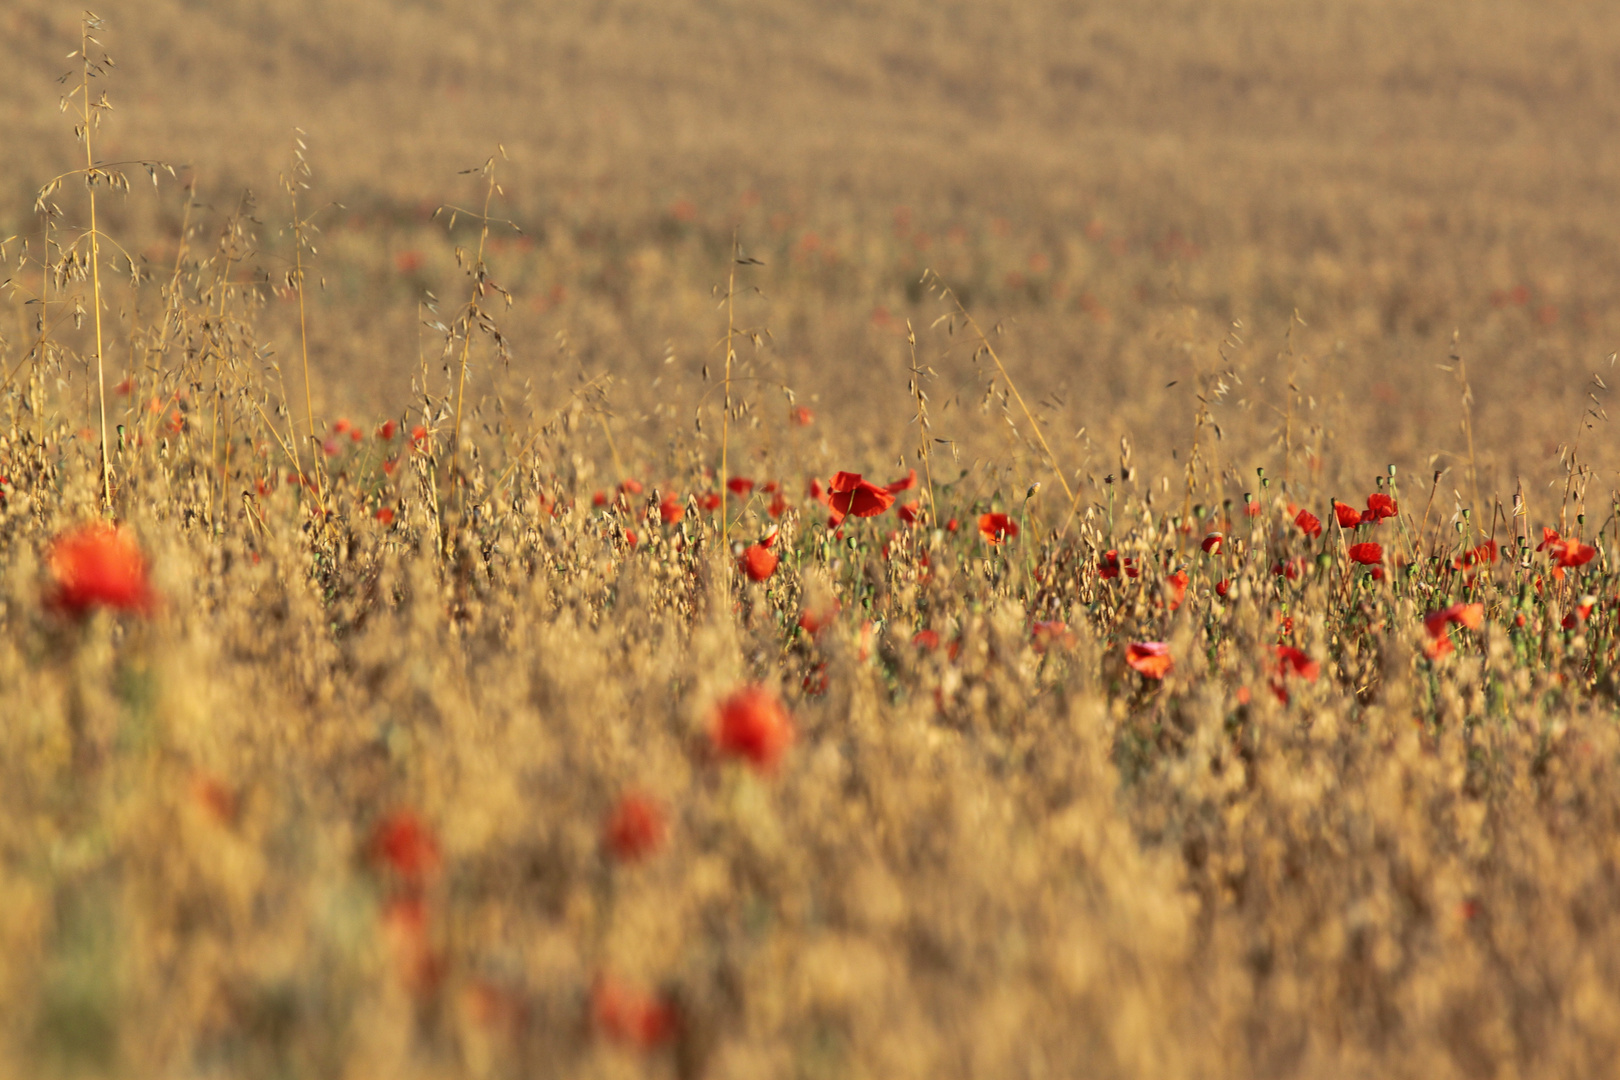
[281, 130, 320, 498]
[905, 319, 939, 526]
[923, 270, 1075, 525]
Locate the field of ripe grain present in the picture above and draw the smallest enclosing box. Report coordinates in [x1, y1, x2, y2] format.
[3, 4, 1620, 1078]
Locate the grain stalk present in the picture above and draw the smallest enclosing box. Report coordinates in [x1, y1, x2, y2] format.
[905, 319, 938, 526]
[924, 271, 1075, 527]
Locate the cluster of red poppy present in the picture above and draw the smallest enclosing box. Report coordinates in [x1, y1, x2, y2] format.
[366, 809, 447, 995]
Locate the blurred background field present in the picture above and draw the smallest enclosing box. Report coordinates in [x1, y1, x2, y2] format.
[5, 0, 1620, 496]
[5, 4, 1620, 1079]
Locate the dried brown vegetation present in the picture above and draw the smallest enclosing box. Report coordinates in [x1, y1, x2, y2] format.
[2, 5, 1620, 1078]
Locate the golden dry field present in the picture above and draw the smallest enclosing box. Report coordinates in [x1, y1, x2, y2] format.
[3, 3, 1620, 1077]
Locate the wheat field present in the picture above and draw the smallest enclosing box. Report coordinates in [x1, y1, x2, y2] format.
[2, 4, 1620, 1078]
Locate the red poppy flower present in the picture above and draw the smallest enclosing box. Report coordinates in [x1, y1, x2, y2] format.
[912, 629, 941, 650]
[191, 774, 238, 825]
[332, 418, 352, 436]
[1332, 501, 1362, 529]
[368, 809, 442, 887]
[1274, 645, 1320, 681]
[1125, 641, 1173, 679]
[740, 543, 778, 582]
[1214, 579, 1231, 598]
[1347, 542, 1383, 565]
[978, 512, 1018, 544]
[591, 491, 609, 508]
[48, 522, 155, 616]
[711, 686, 795, 771]
[808, 478, 829, 505]
[792, 405, 815, 427]
[603, 793, 668, 863]
[1245, 500, 1263, 517]
[802, 662, 829, 695]
[410, 425, 429, 449]
[350, 428, 363, 444]
[1554, 539, 1597, 570]
[798, 602, 839, 635]
[1099, 549, 1139, 579]
[884, 469, 918, 494]
[374, 507, 396, 526]
[826, 472, 896, 526]
[897, 502, 921, 525]
[591, 976, 678, 1049]
[1424, 602, 1484, 639]
[1453, 540, 1497, 571]
[1293, 507, 1322, 539]
[1536, 526, 1561, 552]
[624, 529, 638, 548]
[377, 420, 398, 440]
[1031, 620, 1074, 652]
[698, 491, 722, 512]
[1272, 557, 1305, 580]
[659, 494, 684, 525]
[768, 493, 787, 518]
[1364, 493, 1398, 522]
[1562, 596, 1597, 629]
[1201, 533, 1223, 554]
[381, 894, 447, 995]
[620, 478, 644, 496]
[945, 517, 959, 532]
[726, 476, 754, 498]
[1166, 570, 1188, 610]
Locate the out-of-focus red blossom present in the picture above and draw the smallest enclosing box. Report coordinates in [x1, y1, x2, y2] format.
[897, 502, 921, 525]
[1292, 506, 1322, 539]
[711, 686, 795, 772]
[381, 894, 447, 996]
[602, 793, 668, 863]
[912, 629, 941, 650]
[350, 428, 364, 444]
[946, 517, 959, 532]
[623, 529, 638, 549]
[858, 620, 875, 662]
[1454, 540, 1497, 571]
[740, 543, 778, 582]
[48, 522, 156, 616]
[827, 472, 896, 526]
[768, 493, 788, 518]
[1201, 533, 1223, 554]
[591, 976, 678, 1049]
[1332, 501, 1362, 529]
[374, 507, 396, 526]
[382, 457, 400, 476]
[1275, 646, 1320, 681]
[367, 809, 442, 887]
[592, 491, 609, 508]
[619, 478, 644, 496]
[1215, 579, 1232, 598]
[808, 478, 829, 505]
[1272, 557, 1304, 580]
[1268, 645, 1320, 704]
[802, 662, 829, 695]
[1562, 596, 1598, 629]
[191, 774, 237, 825]
[798, 602, 839, 635]
[698, 492, 722, 512]
[1245, 500, 1263, 517]
[791, 405, 815, 427]
[884, 469, 918, 493]
[1032, 620, 1074, 652]
[1166, 570, 1188, 611]
[1539, 528, 1597, 571]
[659, 494, 684, 525]
[1126, 641, 1173, 679]
[332, 418, 352, 436]
[1347, 542, 1383, 565]
[410, 425, 429, 449]
[1363, 492, 1398, 522]
[726, 476, 754, 497]
[1099, 550, 1138, 579]
[978, 512, 1018, 544]
[377, 420, 398, 440]
[1424, 602, 1485, 639]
